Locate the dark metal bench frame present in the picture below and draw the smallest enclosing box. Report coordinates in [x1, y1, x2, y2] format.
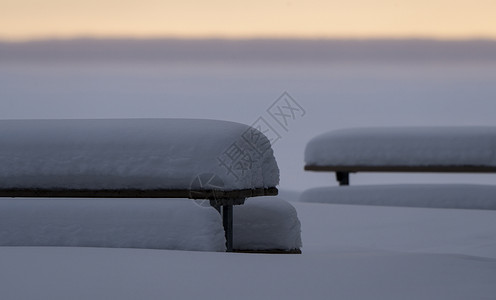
[305, 165, 496, 186]
[0, 187, 278, 252]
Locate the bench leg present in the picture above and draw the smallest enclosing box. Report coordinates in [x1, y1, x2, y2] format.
[335, 172, 349, 186]
[222, 204, 233, 252]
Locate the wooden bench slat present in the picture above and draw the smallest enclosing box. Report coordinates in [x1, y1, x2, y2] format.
[0, 187, 278, 200]
[305, 165, 496, 173]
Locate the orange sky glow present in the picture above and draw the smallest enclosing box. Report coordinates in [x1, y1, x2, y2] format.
[1, 0, 496, 40]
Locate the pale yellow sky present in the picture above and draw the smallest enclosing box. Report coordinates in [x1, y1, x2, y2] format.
[1, 0, 496, 40]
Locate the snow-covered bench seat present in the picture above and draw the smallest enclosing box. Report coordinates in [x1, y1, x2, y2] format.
[0, 119, 280, 251]
[0, 197, 302, 252]
[304, 127, 496, 185]
[300, 184, 496, 210]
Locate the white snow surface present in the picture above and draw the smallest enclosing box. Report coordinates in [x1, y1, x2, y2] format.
[234, 197, 302, 250]
[0, 118, 279, 190]
[300, 184, 496, 210]
[1, 202, 495, 300]
[305, 127, 496, 167]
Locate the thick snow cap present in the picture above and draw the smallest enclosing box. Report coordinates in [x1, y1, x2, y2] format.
[0, 119, 279, 190]
[305, 127, 496, 167]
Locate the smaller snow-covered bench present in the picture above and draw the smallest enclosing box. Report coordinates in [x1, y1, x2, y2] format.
[304, 127, 496, 185]
[300, 184, 496, 210]
[0, 119, 280, 252]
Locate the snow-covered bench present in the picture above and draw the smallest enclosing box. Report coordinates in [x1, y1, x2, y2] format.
[0, 119, 280, 252]
[304, 127, 496, 185]
[300, 184, 496, 210]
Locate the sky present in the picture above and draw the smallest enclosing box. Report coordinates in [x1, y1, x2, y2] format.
[1, 0, 496, 40]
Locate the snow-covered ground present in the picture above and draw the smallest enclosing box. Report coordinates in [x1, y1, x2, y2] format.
[1, 201, 495, 300]
[1, 43, 496, 299]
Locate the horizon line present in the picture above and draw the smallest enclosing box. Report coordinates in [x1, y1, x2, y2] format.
[2, 35, 496, 43]
[2, 36, 496, 63]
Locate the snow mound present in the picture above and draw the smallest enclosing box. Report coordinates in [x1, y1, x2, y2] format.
[305, 127, 496, 167]
[300, 184, 496, 210]
[0, 119, 279, 190]
[234, 197, 302, 251]
[0, 198, 226, 251]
